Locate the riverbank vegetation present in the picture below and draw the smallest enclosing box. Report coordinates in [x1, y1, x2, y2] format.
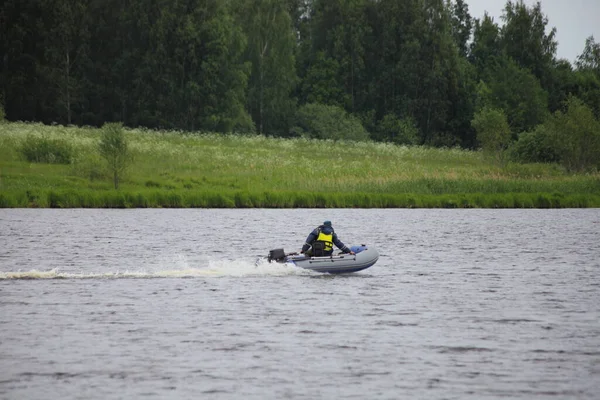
[2, 0, 599, 207]
[1, 122, 598, 208]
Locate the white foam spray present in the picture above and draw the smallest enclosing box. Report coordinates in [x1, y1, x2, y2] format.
[0, 257, 313, 280]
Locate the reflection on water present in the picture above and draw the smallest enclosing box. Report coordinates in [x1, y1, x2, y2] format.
[1, 209, 599, 399]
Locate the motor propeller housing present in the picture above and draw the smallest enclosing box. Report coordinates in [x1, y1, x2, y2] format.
[268, 248, 286, 262]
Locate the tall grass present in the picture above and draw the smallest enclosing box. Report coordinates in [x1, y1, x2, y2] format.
[1, 122, 599, 208]
[2, 188, 597, 208]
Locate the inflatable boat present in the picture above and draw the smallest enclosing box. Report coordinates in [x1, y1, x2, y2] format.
[265, 245, 379, 274]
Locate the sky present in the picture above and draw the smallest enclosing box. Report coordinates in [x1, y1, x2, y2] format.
[464, 0, 600, 63]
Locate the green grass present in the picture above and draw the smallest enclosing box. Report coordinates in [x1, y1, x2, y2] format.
[1, 122, 599, 208]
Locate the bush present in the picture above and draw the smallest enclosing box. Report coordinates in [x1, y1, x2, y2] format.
[508, 126, 560, 164]
[19, 135, 74, 164]
[71, 153, 106, 181]
[145, 180, 161, 188]
[293, 103, 369, 141]
[0, 103, 5, 123]
[224, 110, 256, 135]
[472, 107, 511, 164]
[376, 114, 419, 145]
[546, 96, 600, 172]
[99, 122, 131, 189]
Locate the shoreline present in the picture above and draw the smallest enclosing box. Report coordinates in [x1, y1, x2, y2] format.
[1, 189, 598, 209]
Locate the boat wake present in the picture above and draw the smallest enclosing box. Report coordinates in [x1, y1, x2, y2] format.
[0, 258, 313, 280]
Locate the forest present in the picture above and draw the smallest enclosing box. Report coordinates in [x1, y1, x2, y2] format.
[1, 0, 599, 170]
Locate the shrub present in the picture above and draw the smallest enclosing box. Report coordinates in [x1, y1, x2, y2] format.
[145, 180, 161, 188]
[546, 96, 600, 172]
[71, 153, 106, 181]
[376, 114, 419, 145]
[99, 122, 131, 189]
[19, 135, 73, 164]
[508, 126, 560, 164]
[471, 107, 512, 165]
[231, 111, 257, 135]
[293, 103, 369, 141]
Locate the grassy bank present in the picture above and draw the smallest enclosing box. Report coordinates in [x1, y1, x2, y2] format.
[1, 122, 599, 208]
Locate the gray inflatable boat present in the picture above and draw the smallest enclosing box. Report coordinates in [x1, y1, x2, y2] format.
[266, 245, 379, 274]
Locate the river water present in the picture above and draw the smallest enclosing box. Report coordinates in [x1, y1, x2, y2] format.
[1, 209, 599, 399]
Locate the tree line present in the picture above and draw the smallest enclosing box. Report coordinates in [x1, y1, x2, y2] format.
[1, 0, 599, 154]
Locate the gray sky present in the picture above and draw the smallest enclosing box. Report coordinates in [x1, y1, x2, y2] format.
[464, 0, 600, 63]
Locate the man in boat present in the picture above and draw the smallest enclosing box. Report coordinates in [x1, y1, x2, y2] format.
[301, 220, 355, 257]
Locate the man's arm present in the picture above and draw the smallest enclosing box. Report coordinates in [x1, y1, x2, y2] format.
[332, 233, 353, 254]
[301, 229, 318, 253]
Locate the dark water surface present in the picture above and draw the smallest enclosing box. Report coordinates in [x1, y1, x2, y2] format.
[1, 209, 599, 399]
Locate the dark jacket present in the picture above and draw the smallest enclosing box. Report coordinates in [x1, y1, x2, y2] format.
[301, 225, 351, 254]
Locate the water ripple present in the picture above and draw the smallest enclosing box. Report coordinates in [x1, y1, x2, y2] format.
[1, 209, 599, 399]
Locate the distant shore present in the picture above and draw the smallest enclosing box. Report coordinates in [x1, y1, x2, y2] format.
[1, 122, 599, 208]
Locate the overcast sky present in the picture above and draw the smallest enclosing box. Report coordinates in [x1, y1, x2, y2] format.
[464, 0, 600, 63]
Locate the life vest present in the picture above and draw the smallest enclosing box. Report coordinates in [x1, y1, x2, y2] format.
[315, 229, 333, 252]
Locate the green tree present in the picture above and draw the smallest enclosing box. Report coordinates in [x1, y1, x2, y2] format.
[99, 122, 130, 189]
[309, 0, 369, 112]
[545, 59, 578, 114]
[286, 0, 313, 72]
[546, 97, 600, 171]
[300, 51, 345, 107]
[89, 0, 149, 127]
[472, 107, 512, 164]
[1, 0, 47, 122]
[111, 0, 252, 132]
[235, 0, 297, 135]
[447, 57, 478, 147]
[573, 70, 600, 119]
[41, 0, 90, 125]
[286, 0, 313, 40]
[362, 0, 464, 145]
[469, 13, 502, 77]
[576, 36, 600, 72]
[574, 36, 600, 118]
[416, 0, 463, 144]
[448, 0, 472, 58]
[500, 1, 557, 87]
[362, 0, 421, 121]
[477, 56, 548, 134]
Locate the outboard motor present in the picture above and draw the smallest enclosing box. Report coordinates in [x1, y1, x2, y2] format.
[268, 248, 286, 263]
